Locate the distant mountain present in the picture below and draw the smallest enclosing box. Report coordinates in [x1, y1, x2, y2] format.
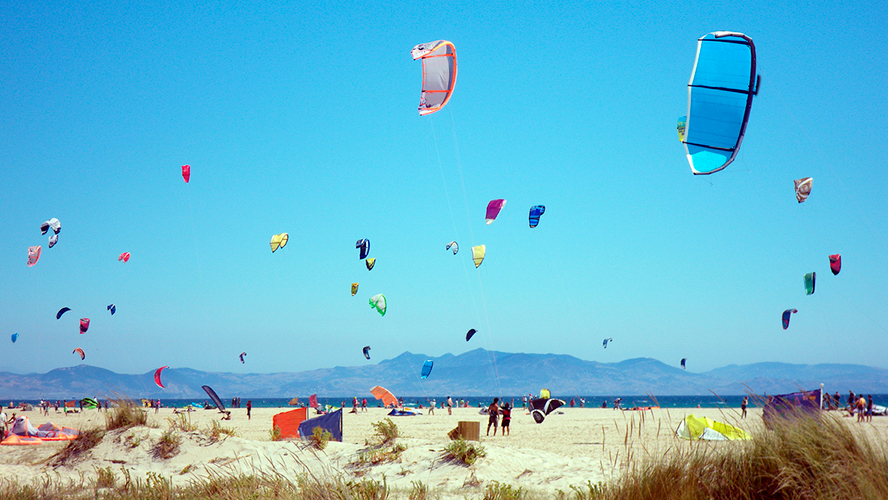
[1, 349, 886, 399]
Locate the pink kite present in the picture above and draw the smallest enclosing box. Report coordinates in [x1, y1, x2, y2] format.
[829, 254, 841, 275]
[27, 246, 41, 267]
[118, 252, 130, 262]
[79, 318, 90, 334]
[154, 366, 168, 389]
[182, 165, 190, 183]
[485, 199, 506, 225]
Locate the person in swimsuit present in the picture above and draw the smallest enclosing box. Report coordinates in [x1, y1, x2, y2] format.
[741, 396, 748, 419]
[501, 402, 511, 436]
[487, 398, 500, 436]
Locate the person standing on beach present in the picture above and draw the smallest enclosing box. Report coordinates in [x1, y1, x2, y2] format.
[501, 402, 511, 436]
[428, 399, 435, 415]
[246, 400, 252, 420]
[866, 395, 873, 423]
[856, 394, 866, 422]
[741, 397, 748, 419]
[486, 398, 500, 436]
[361, 398, 367, 412]
[447, 396, 453, 415]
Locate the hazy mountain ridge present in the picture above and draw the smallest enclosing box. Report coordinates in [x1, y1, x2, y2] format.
[1, 349, 886, 399]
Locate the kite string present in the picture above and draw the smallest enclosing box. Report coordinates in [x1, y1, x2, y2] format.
[448, 108, 502, 396]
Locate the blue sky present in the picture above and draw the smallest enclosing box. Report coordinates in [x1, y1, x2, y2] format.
[2, 1, 886, 376]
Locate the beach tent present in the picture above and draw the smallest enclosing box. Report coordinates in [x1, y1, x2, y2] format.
[675, 414, 751, 441]
[272, 407, 308, 439]
[763, 388, 822, 428]
[370, 386, 398, 407]
[299, 409, 342, 442]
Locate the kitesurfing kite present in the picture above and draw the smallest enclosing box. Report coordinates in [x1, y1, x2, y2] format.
[680, 32, 760, 175]
[529, 205, 546, 228]
[48, 234, 58, 248]
[829, 254, 841, 275]
[411, 40, 456, 116]
[107, 304, 116, 315]
[73, 348, 85, 360]
[782, 308, 798, 330]
[351, 283, 359, 296]
[370, 386, 398, 407]
[363, 346, 371, 359]
[369, 294, 386, 316]
[11, 333, 18, 343]
[420, 360, 434, 379]
[529, 395, 566, 424]
[118, 252, 130, 262]
[239, 352, 247, 364]
[681, 358, 687, 369]
[446, 241, 458, 254]
[603, 338, 613, 348]
[79, 318, 90, 334]
[27, 246, 41, 267]
[804, 272, 816, 295]
[366, 258, 376, 270]
[154, 366, 168, 389]
[182, 165, 191, 183]
[486, 199, 506, 225]
[472, 245, 486, 268]
[466, 328, 477, 342]
[356, 239, 370, 259]
[794, 177, 813, 203]
[57, 307, 71, 320]
[202, 385, 226, 413]
[40, 218, 61, 235]
[270, 233, 289, 252]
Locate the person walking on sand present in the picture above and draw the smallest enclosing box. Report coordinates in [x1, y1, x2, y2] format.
[741, 397, 748, 419]
[246, 400, 252, 420]
[447, 396, 453, 415]
[501, 402, 512, 436]
[429, 399, 435, 415]
[487, 398, 500, 436]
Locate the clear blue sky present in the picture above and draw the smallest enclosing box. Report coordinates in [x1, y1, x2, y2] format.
[2, 1, 886, 376]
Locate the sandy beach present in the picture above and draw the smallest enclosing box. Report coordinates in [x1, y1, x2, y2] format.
[2, 404, 886, 497]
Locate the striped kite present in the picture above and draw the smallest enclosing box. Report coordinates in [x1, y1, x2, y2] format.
[412, 41, 457, 116]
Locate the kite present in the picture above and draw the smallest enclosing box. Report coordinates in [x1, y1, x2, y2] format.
[57, 307, 71, 320]
[794, 177, 813, 203]
[270, 233, 289, 252]
[420, 360, 434, 379]
[782, 308, 798, 330]
[370, 386, 398, 407]
[239, 352, 247, 364]
[603, 338, 613, 348]
[680, 32, 760, 175]
[411, 40, 457, 116]
[486, 199, 506, 225]
[804, 272, 815, 295]
[11, 333, 18, 343]
[48, 234, 58, 248]
[676, 116, 687, 142]
[41, 218, 61, 235]
[79, 318, 90, 334]
[154, 366, 168, 389]
[107, 304, 116, 315]
[529, 396, 566, 424]
[681, 358, 687, 369]
[202, 385, 226, 412]
[363, 346, 371, 359]
[351, 283, 359, 296]
[369, 294, 386, 316]
[472, 245, 486, 268]
[27, 246, 41, 267]
[366, 258, 376, 271]
[182, 165, 191, 183]
[118, 252, 130, 262]
[356, 239, 370, 260]
[73, 348, 85, 360]
[446, 241, 459, 255]
[529, 205, 546, 228]
[829, 254, 841, 275]
[466, 328, 477, 342]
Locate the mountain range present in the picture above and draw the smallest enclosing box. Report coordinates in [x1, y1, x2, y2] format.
[1, 349, 886, 399]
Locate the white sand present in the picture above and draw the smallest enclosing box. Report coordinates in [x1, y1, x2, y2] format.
[2, 404, 886, 497]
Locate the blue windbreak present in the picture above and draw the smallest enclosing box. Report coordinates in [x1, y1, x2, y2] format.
[299, 409, 343, 441]
[683, 32, 757, 175]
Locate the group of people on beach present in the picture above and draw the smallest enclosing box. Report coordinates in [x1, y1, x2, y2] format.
[485, 397, 511, 436]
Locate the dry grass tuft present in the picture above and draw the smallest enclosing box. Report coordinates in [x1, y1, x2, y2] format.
[48, 427, 105, 466]
[104, 399, 148, 431]
[153, 429, 182, 459]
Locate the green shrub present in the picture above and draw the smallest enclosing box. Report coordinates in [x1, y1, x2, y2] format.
[270, 425, 282, 442]
[154, 429, 182, 459]
[443, 439, 486, 465]
[371, 418, 399, 445]
[483, 481, 525, 500]
[204, 420, 237, 442]
[310, 426, 333, 450]
[104, 399, 147, 430]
